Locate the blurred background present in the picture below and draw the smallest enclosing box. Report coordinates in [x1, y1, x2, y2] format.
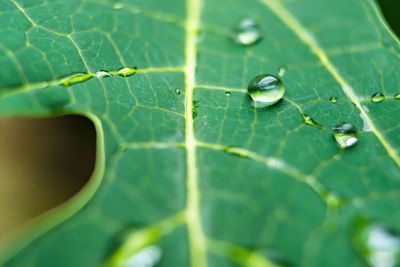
[0, 0, 398, 246]
[0, 115, 96, 244]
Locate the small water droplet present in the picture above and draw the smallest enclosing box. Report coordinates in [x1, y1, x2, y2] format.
[353, 221, 400, 267]
[247, 74, 285, 108]
[302, 114, 323, 129]
[278, 66, 286, 77]
[175, 88, 181, 95]
[225, 91, 231, 96]
[60, 73, 93, 87]
[112, 2, 124, 9]
[96, 70, 112, 78]
[125, 246, 162, 267]
[233, 18, 262, 46]
[371, 92, 385, 103]
[223, 146, 248, 158]
[325, 192, 342, 207]
[117, 67, 137, 77]
[329, 96, 338, 103]
[332, 123, 358, 149]
[394, 93, 400, 100]
[192, 100, 200, 119]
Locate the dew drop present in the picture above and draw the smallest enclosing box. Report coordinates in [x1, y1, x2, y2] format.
[278, 66, 286, 77]
[329, 96, 338, 103]
[247, 74, 285, 108]
[354, 222, 400, 267]
[394, 93, 400, 100]
[96, 70, 112, 79]
[302, 114, 322, 129]
[117, 67, 137, 77]
[225, 91, 231, 96]
[112, 2, 124, 9]
[371, 92, 385, 103]
[233, 18, 262, 46]
[223, 146, 248, 158]
[125, 246, 162, 267]
[174, 88, 181, 95]
[60, 73, 93, 87]
[332, 122, 358, 149]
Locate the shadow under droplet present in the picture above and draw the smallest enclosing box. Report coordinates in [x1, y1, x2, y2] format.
[0, 115, 96, 243]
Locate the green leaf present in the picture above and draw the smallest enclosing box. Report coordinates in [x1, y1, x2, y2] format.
[0, 0, 400, 266]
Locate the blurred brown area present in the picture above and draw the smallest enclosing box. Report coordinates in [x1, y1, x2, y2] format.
[0, 115, 96, 243]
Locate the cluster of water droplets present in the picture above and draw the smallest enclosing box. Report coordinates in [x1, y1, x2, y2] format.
[59, 67, 137, 87]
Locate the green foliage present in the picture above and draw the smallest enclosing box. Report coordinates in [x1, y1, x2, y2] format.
[0, 0, 400, 266]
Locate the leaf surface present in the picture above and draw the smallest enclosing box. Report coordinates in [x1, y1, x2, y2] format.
[0, 0, 400, 266]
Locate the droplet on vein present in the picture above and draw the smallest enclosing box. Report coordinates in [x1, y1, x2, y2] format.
[117, 67, 137, 77]
[302, 114, 322, 129]
[59, 73, 93, 87]
[96, 70, 113, 78]
[371, 92, 385, 103]
[329, 96, 338, 103]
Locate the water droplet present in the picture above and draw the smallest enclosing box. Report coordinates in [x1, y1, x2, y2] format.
[353, 221, 400, 267]
[125, 246, 162, 267]
[332, 123, 358, 149]
[325, 192, 342, 207]
[302, 114, 323, 129]
[329, 96, 338, 103]
[394, 93, 400, 100]
[112, 2, 124, 9]
[223, 146, 248, 158]
[247, 74, 285, 108]
[96, 70, 112, 78]
[175, 88, 181, 95]
[117, 67, 137, 77]
[233, 18, 262, 46]
[278, 66, 286, 77]
[192, 100, 200, 119]
[371, 92, 385, 103]
[225, 91, 231, 96]
[60, 73, 93, 87]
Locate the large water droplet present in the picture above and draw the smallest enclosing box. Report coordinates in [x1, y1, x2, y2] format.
[332, 123, 358, 149]
[354, 221, 400, 267]
[117, 67, 137, 77]
[233, 18, 262, 46]
[174, 88, 181, 95]
[394, 93, 400, 100]
[329, 96, 338, 103]
[225, 91, 231, 96]
[371, 92, 385, 103]
[96, 70, 113, 78]
[247, 74, 285, 108]
[60, 73, 93, 87]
